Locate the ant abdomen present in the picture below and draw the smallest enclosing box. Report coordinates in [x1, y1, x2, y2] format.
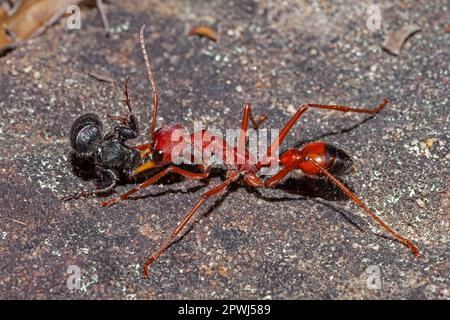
[300, 142, 353, 176]
[280, 142, 353, 177]
[70, 113, 103, 155]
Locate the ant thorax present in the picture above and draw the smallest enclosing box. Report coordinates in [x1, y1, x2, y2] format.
[150, 121, 280, 173]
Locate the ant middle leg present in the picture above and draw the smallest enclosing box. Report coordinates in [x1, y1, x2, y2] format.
[106, 77, 140, 141]
[100, 166, 210, 207]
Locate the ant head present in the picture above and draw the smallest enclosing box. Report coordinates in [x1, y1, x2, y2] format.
[133, 124, 186, 176]
[70, 113, 103, 156]
[151, 124, 186, 165]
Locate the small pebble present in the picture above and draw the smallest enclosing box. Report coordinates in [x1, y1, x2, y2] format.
[352, 243, 361, 249]
[416, 199, 426, 208]
[286, 104, 296, 114]
[426, 138, 436, 148]
[310, 48, 318, 56]
[235, 85, 243, 93]
[23, 66, 32, 73]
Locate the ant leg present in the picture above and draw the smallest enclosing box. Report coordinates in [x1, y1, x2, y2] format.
[237, 103, 269, 164]
[143, 171, 239, 278]
[263, 99, 390, 163]
[108, 76, 133, 120]
[62, 170, 117, 201]
[106, 77, 140, 141]
[263, 165, 296, 188]
[100, 166, 210, 207]
[240, 103, 268, 131]
[107, 114, 129, 124]
[140, 25, 159, 142]
[308, 158, 420, 257]
[243, 172, 264, 187]
[239, 103, 268, 148]
[305, 99, 389, 114]
[133, 144, 151, 151]
[251, 114, 269, 130]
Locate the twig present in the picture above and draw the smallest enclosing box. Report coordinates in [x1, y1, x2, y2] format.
[6, 217, 27, 226]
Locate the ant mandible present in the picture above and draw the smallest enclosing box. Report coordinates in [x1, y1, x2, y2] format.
[65, 25, 420, 278]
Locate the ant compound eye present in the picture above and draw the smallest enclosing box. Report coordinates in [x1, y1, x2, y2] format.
[70, 113, 103, 155]
[153, 149, 164, 164]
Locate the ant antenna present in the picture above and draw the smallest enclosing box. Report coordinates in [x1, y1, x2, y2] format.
[139, 24, 159, 144]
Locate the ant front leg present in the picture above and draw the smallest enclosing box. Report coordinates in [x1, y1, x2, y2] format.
[100, 166, 210, 207]
[263, 165, 296, 188]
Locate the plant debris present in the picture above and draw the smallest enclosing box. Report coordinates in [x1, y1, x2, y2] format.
[187, 26, 218, 42]
[416, 198, 426, 208]
[5, 217, 27, 226]
[445, 24, 450, 33]
[0, 0, 109, 56]
[382, 24, 421, 56]
[88, 70, 113, 83]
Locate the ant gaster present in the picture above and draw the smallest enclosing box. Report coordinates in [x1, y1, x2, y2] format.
[64, 25, 420, 278]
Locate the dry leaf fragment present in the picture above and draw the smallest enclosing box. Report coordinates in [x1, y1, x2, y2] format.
[445, 24, 450, 33]
[0, 0, 109, 56]
[0, 3, 8, 21]
[188, 26, 218, 42]
[382, 24, 421, 56]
